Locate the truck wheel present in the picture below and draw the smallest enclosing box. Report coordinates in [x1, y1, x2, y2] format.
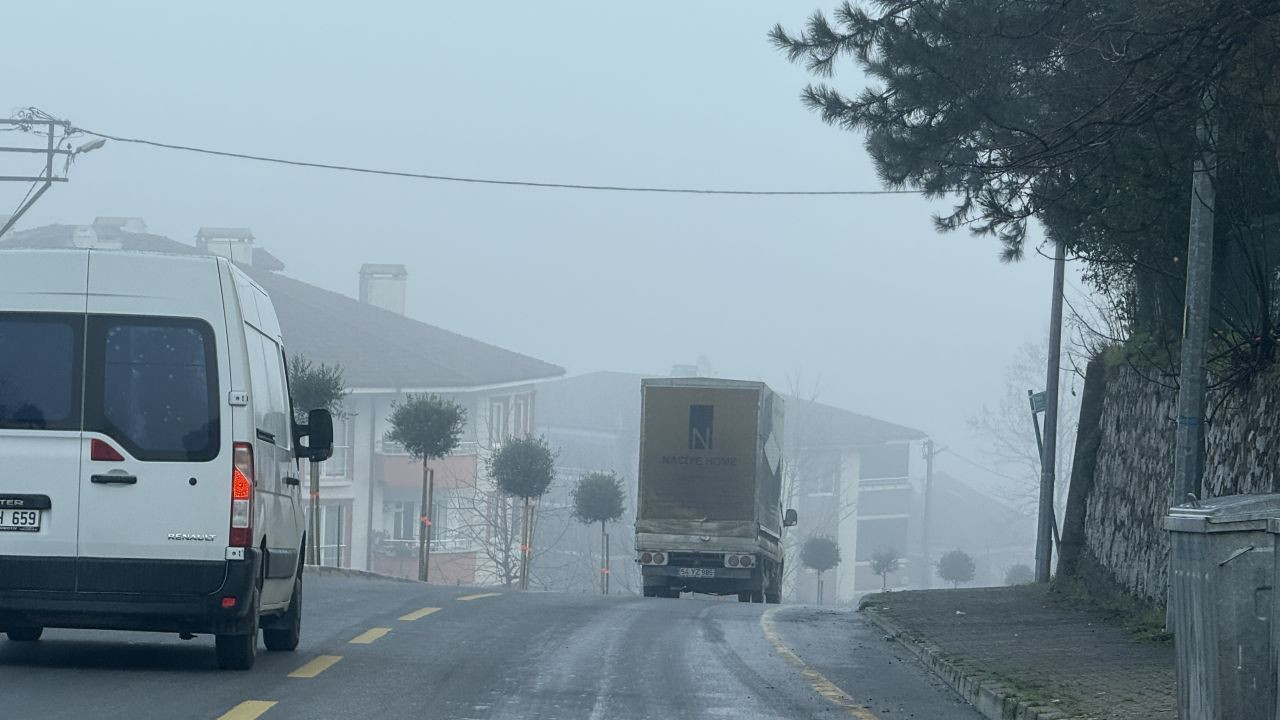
[643, 587, 658, 598]
[737, 592, 752, 603]
[6, 626, 42, 642]
[751, 590, 765, 603]
[263, 576, 302, 652]
[765, 591, 781, 604]
[215, 590, 259, 671]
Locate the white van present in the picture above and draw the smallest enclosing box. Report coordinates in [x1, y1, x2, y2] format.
[0, 249, 333, 670]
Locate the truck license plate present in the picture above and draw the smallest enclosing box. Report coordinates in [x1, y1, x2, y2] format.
[678, 567, 716, 578]
[0, 509, 41, 532]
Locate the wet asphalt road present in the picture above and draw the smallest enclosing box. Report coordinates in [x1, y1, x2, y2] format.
[1, 574, 982, 719]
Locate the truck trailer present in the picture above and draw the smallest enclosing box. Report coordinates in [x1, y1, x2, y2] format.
[635, 378, 797, 602]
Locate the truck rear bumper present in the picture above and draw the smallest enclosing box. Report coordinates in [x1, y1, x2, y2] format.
[642, 566, 752, 580]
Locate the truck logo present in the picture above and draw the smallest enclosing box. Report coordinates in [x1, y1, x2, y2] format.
[689, 405, 714, 450]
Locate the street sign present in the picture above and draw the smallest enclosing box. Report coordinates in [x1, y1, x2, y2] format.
[1029, 390, 1047, 414]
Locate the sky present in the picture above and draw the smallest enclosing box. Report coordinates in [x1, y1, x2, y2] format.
[1, 2, 1089, 498]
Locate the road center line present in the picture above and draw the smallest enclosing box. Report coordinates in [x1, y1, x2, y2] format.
[399, 606, 442, 621]
[456, 592, 500, 601]
[289, 654, 343, 678]
[349, 627, 392, 644]
[760, 608, 881, 720]
[216, 700, 277, 720]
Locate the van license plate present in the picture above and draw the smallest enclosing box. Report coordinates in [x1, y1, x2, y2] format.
[678, 568, 716, 578]
[0, 509, 41, 532]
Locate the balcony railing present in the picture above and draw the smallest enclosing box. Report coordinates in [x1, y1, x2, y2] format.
[377, 439, 481, 457]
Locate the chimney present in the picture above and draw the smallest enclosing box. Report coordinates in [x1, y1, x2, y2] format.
[196, 227, 256, 265]
[359, 264, 408, 315]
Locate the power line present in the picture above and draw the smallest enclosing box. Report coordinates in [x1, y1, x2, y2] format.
[941, 448, 1027, 483]
[69, 124, 927, 197]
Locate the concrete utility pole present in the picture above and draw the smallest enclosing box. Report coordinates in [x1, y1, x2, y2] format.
[1036, 239, 1066, 583]
[921, 439, 944, 589]
[0, 116, 87, 238]
[1174, 91, 1217, 505]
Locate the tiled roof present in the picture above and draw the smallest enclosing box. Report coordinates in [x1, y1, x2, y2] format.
[2, 224, 564, 390]
[241, 265, 564, 390]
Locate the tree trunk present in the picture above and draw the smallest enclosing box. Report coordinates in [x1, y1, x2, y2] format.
[418, 460, 433, 582]
[308, 461, 320, 566]
[518, 497, 531, 590]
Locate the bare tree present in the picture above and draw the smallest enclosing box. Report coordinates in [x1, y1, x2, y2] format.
[969, 341, 1079, 515]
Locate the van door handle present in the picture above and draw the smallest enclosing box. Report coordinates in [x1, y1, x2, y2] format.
[91, 474, 138, 485]
[283, 476, 300, 487]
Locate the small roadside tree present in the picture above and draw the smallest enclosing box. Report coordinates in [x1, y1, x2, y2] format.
[288, 356, 347, 566]
[937, 549, 977, 589]
[385, 394, 466, 582]
[800, 535, 841, 604]
[571, 471, 626, 595]
[1004, 564, 1035, 586]
[869, 547, 901, 592]
[489, 435, 557, 590]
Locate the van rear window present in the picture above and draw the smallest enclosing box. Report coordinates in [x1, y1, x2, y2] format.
[87, 317, 219, 462]
[0, 314, 82, 430]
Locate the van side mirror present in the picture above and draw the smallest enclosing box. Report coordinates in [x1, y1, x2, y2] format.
[783, 509, 798, 527]
[297, 409, 334, 462]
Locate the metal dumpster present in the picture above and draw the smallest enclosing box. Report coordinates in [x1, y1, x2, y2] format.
[1165, 494, 1280, 720]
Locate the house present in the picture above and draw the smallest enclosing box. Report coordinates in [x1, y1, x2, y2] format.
[783, 397, 927, 602]
[2, 219, 565, 584]
[532, 370, 927, 603]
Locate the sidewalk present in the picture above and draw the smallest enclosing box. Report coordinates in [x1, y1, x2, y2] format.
[860, 585, 1175, 720]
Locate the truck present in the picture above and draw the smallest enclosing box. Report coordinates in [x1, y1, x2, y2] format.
[635, 378, 797, 603]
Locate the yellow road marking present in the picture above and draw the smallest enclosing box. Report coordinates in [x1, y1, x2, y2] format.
[216, 700, 277, 720]
[288, 654, 343, 678]
[399, 606, 442, 621]
[456, 592, 500, 601]
[349, 627, 392, 644]
[761, 608, 880, 720]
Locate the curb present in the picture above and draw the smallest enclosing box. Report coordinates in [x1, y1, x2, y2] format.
[303, 565, 422, 584]
[860, 604, 1074, 720]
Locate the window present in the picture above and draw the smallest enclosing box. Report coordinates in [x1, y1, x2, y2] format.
[261, 341, 292, 451]
[320, 504, 346, 567]
[859, 443, 910, 481]
[488, 399, 507, 446]
[392, 501, 417, 541]
[88, 317, 218, 462]
[323, 411, 350, 477]
[511, 394, 532, 437]
[0, 313, 81, 430]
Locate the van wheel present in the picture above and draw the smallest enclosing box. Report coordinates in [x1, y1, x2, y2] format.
[6, 626, 42, 642]
[215, 591, 259, 670]
[263, 577, 301, 652]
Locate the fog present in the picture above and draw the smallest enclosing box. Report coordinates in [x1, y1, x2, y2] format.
[2, 2, 1088, 494]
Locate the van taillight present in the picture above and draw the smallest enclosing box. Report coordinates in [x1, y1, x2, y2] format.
[230, 442, 254, 548]
[91, 439, 125, 462]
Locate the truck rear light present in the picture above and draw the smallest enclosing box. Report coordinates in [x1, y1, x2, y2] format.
[727, 555, 740, 567]
[726, 554, 755, 568]
[651, 552, 666, 566]
[90, 438, 125, 462]
[229, 442, 254, 548]
[640, 552, 653, 564]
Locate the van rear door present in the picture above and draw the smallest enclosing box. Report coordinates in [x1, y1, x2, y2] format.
[0, 251, 88, 592]
[77, 253, 230, 593]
